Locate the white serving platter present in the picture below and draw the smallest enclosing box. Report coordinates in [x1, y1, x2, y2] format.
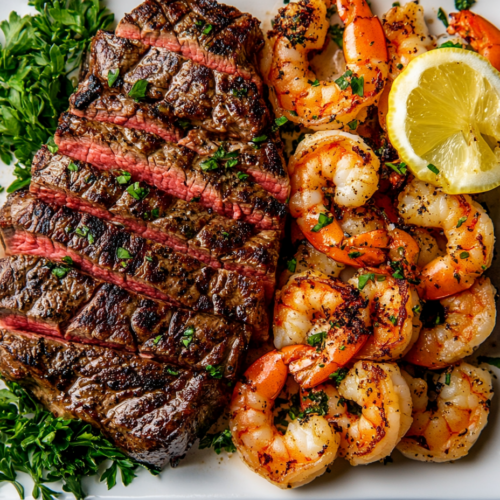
[1, 0, 500, 498]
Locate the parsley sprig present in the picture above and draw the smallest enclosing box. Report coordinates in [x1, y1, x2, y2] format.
[0, 0, 114, 192]
[0, 378, 155, 500]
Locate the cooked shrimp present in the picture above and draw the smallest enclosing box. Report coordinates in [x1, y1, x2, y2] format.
[405, 277, 497, 369]
[279, 239, 345, 288]
[410, 227, 445, 269]
[448, 10, 500, 71]
[273, 271, 369, 388]
[397, 179, 494, 300]
[302, 361, 412, 465]
[229, 346, 340, 489]
[397, 363, 493, 462]
[378, 2, 436, 129]
[261, 0, 388, 129]
[289, 131, 388, 267]
[349, 270, 416, 361]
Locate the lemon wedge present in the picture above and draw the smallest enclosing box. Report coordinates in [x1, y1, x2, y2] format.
[387, 48, 500, 194]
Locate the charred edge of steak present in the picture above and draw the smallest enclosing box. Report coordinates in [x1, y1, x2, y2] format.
[70, 31, 270, 142]
[0, 190, 269, 331]
[0, 255, 251, 378]
[54, 113, 289, 223]
[0, 328, 229, 468]
[115, 0, 265, 81]
[30, 147, 279, 294]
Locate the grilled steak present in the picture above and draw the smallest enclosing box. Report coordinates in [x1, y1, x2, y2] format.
[30, 147, 279, 295]
[0, 255, 250, 376]
[0, 191, 269, 333]
[55, 113, 289, 207]
[0, 329, 228, 467]
[116, 0, 264, 81]
[71, 31, 270, 142]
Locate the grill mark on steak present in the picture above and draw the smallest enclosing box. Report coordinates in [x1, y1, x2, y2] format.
[116, 0, 264, 81]
[70, 31, 270, 142]
[0, 191, 269, 333]
[55, 113, 289, 204]
[0, 255, 250, 377]
[0, 329, 228, 467]
[30, 147, 279, 297]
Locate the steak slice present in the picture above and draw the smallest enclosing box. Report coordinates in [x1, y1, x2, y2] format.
[0, 191, 268, 333]
[30, 147, 279, 296]
[116, 0, 264, 81]
[0, 255, 250, 377]
[55, 113, 289, 206]
[0, 329, 228, 467]
[70, 31, 270, 142]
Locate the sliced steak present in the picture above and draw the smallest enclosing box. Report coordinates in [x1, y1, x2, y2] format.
[70, 31, 270, 142]
[116, 0, 264, 81]
[55, 113, 289, 208]
[0, 255, 250, 377]
[0, 191, 268, 333]
[30, 147, 279, 296]
[0, 329, 228, 467]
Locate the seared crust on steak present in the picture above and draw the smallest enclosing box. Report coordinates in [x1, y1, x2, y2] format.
[0, 255, 251, 377]
[0, 191, 268, 333]
[116, 0, 264, 81]
[30, 147, 279, 296]
[55, 113, 289, 206]
[0, 329, 228, 467]
[70, 31, 270, 142]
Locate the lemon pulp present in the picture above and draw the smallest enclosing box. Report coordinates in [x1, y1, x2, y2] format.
[387, 48, 500, 194]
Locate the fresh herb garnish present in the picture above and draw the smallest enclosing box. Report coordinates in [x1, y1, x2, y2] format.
[439, 41, 462, 48]
[460, 251, 470, 259]
[350, 76, 364, 97]
[127, 182, 149, 201]
[200, 144, 239, 171]
[202, 24, 213, 35]
[348, 119, 358, 130]
[116, 247, 133, 260]
[61, 256, 73, 266]
[348, 251, 362, 259]
[385, 161, 407, 175]
[182, 326, 195, 348]
[478, 356, 500, 368]
[166, 367, 179, 376]
[329, 367, 348, 386]
[445, 372, 451, 385]
[358, 273, 375, 290]
[75, 226, 89, 238]
[308, 79, 320, 87]
[311, 212, 333, 232]
[153, 335, 162, 345]
[307, 331, 327, 348]
[205, 364, 224, 379]
[328, 24, 344, 48]
[427, 163, 440, 175]
[287, 258, 297, 273]
[107, 68, 120, 88]
[455, 0, 475, 11]
[335, 69, 353, 90]
[128, 79, 148, 102]
[437, 8, 449, 27]
[0, 378, 150, 500]
[199, 429, 236, 454]
[51, 266, 70, 279]
[67, 162, 78, 172]
[456, 216, 468, 228]
[116, 170, 131, 185]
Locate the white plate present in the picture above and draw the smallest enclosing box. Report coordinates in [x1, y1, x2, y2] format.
[1, 0, 500, 498]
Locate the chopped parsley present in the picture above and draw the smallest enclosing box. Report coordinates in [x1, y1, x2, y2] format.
[51, 266, 70, 279]
[75, 225, 90, 238]
[182, 326, 195, 348]
[427, 163, 440, 175]
[307, 331, 327, 348]
[274, 116, 289, 128]
[287, 258, 297, 273]
[329, 367, 348, 386]
[61, 256, 73, 266]
[311, 212, 333, 232]
[236, 171, 249, 181]
[153, 335, 162, 345]
[385, 161, 407, 175]
[456, 216, 468, 228]
[439, 41, 462, 48]
[67, 162, 78, 172]
[116, 247, 133, 260]
[460, 251, 470, 259]
[437, 8, 449, 27]
[478, 356, 500, 368]
[348, 119, 358, 130]
[199, 429, 236, 454]
[455, 0, 475, 11]
[389, 315, 397, 326]
[412, 304, 421, 315]
[202, 24, 213, 35]
[348, 251, 362, 259]
[445, 372, 451, 385]
[308, 79, 320, 87]
[328, 24, 344, 48]
[128, 79, 149, 102]
[206, 364, 224, 379]
[200, 144, 239, 171]
[350, 76, 364, 97]
[47, 137, 58, 154]
[116, 171, 131, 185]
[166, 367, 179, 376]
[127, 182, 149, 201]
[358, 273, 375, 290]
[108, 68, 120, 88]
[335, 70, 353, 90]
[231, 87, 248, 98]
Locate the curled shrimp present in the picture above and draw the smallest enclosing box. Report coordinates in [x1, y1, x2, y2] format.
[349, 270, 419, 361]
[302, 361, 412, 465]
[261, 0, 388, 129]
[289, 131, 388, 267]
[405, 277, 497, 369]
[273, 271, 369, 388]
[397, 363, 493, 462]
[397, 179, 494, 300]
[378, 2, 436, 130]
[229, 346, 340, 489]
[448, 10, 500, 71]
